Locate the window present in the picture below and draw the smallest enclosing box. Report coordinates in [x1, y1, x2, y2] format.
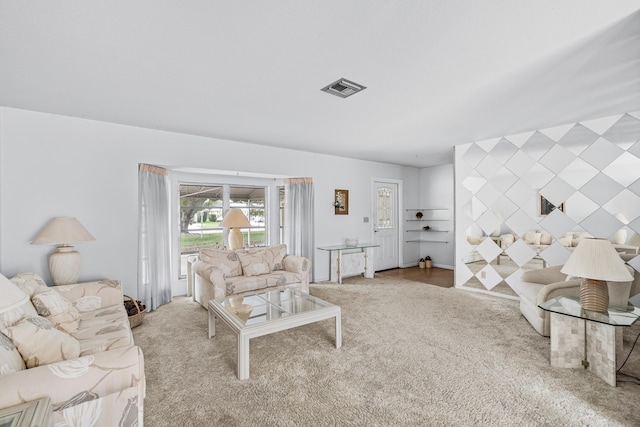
[279, 186, 285, 243]
[376, 186, 394, 229]
[178, 184, 267, 278]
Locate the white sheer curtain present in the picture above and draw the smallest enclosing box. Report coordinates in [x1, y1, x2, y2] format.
[138, 164, 172, 311]
[284, 178, 314, 263]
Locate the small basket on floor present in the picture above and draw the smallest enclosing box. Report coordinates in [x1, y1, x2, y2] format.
[124, 295, 146, 328]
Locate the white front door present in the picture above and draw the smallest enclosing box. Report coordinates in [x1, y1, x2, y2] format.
[373, 181, 399, 271]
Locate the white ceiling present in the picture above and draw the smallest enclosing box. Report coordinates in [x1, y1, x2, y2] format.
[1, 1, 639, 168]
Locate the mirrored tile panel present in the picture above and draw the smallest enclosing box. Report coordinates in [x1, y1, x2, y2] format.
[455, 110, 640, 298]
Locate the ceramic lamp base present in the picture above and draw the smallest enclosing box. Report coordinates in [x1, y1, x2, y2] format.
[228, 228, 244, 250]
[580, 278, 609, 312]
[49, 246, 81, 285]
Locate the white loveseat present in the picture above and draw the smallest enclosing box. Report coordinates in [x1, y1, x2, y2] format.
[0, 273, 145, 426]
[191, 244, 311, 307]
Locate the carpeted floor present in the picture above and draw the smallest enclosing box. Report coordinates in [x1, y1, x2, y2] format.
[133, 276, 640, 426]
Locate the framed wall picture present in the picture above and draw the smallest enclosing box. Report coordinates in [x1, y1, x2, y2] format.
[539, 195, 565, 216]
[334, 189, 349, 215]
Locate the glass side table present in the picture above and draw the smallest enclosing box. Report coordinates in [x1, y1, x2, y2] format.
[0, 397, 52, 427]
[539, 296, 640, 386]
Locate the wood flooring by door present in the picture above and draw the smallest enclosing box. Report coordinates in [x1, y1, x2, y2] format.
[375, 266, 453, 288]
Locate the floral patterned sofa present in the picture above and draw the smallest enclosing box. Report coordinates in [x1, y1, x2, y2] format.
[191, 244, 311, 307]
[0, 273, 145, 426]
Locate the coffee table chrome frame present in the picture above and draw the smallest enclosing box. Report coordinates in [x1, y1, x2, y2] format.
[208, 292, 342, 380]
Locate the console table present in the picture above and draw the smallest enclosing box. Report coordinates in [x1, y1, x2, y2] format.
[539, 296, 640, 386]
[318, 243, 379, 284]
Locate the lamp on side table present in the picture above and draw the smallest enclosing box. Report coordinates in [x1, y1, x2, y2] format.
[560, 238, 634, 312]
[220, 209, 250, 250]
[31, 217, 95, 285]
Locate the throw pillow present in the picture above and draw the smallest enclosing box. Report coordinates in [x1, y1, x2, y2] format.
[0, 275, 37, 329]
[247, 245, 287, 271]
[522, 231, 536, 245]
[237, 251, 270, 276]
[558, 234, 573, 247]
[533, 233, 542, 245]
[2, 316, 80, 368]
[540, 232, 552, 245]
[199, 249, 242, 277]
[10, 272, 47, 297]
[0, 331, 25, 375]
[31, 286, 80, 335]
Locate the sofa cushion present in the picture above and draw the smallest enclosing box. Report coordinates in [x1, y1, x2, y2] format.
[31, 285, 80, 335]
[520, 265, 567, 285]
[265, 271, 306, 287]
[75, 305, 134, 355]
[225, 275, 270, 295]
[237, 251, 270, 276]
[2, 316, 80, 368]
[0, 331, 25, 375]
[518, 281, 545, 305]
[199, 249, 242, 277]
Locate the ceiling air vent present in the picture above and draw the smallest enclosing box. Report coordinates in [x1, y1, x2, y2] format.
[321, 78, 366, 98]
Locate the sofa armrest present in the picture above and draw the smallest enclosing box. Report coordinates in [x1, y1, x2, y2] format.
[282, 255, 311, 275]
[54, 280, 124, 307]
[0, 345, 144, 410]
[193, 261, 227, 300]
[536, 279, 582, 306]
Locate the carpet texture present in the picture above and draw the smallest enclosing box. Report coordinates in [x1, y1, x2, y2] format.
[133, 276, 640, 426]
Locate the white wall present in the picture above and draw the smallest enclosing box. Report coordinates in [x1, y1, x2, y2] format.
[418, 164, 454, 268]
[0, 107, 421, 297]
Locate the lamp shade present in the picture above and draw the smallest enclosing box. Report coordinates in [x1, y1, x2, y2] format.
[561, 238, 633, 282]
[32, 217, 95, 246]
[0, 273, 28, 313]
[220, 209, 250, 228]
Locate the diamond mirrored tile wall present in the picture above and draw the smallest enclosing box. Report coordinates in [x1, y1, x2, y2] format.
[454, 111, 640, 294]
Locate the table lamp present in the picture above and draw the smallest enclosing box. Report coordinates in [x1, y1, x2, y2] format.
[32, 217, 95, 285]
[0, 273, 28, 314]
[220, 209, 250, 250]
[560, 238, 633, 312]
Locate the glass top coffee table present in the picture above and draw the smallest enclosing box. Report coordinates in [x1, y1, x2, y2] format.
[208, 288, 342, 380]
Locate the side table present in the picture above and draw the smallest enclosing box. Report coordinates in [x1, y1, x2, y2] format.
[0, 397, 52, 427]
[539, 296, 640, 386]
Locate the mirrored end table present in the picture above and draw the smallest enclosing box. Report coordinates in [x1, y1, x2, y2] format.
[539, 296, 640, 386]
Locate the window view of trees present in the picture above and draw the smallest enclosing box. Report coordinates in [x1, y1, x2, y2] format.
[179, 184, 266, 277]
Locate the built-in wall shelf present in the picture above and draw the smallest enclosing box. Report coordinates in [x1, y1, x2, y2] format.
[406, 239, 449, 243]
[405, 207, 450, 245]
[406, 229, 449, 232]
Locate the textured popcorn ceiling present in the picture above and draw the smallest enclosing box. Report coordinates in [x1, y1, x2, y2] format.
[0, 1, 639, 167]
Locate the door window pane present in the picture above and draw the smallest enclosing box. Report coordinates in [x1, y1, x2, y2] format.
[377, 187, 394, 229]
